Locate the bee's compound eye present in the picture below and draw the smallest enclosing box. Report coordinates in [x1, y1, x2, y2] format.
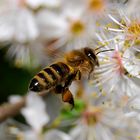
[29, 79, 43, 92]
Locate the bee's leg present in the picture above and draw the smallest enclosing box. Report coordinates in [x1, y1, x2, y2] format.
[54, 85, 74, 109]
[88, 66, 94, 80]
[54, 84, 64, 94]
[64, 74, 75, 88]
[62, 73, 78, 109]
[64, 70, 81, 88]
[62, 88, 74, 109]
[55, 72, 78, 108]
[75, 70, 81, 80]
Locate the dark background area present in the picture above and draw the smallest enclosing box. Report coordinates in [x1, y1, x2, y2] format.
[0, 48, 34, 103]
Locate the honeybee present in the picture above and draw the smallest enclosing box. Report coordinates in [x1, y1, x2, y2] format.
[29, 47, 113, 108]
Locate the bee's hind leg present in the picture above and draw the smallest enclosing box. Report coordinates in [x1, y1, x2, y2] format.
[55, 72, 78, 109]
[62, 88, 74, 110]
[54, 84, 64, 94]
[54, 85, 74, 109]
[61, 72, 81, 109]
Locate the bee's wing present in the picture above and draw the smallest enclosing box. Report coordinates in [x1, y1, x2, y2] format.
[45, 41, 67, 63]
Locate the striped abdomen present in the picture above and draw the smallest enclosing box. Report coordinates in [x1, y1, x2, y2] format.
[29, 62, 72, 92]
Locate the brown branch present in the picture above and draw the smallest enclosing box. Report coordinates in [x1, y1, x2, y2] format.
[0, 97, 26, 123]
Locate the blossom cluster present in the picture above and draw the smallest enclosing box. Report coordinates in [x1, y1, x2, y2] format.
[0, 0, 140, 140]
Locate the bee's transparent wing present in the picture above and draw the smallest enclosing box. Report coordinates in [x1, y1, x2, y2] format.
[45, 40, 68, 64]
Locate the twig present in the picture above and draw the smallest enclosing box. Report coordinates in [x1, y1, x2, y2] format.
[0, 97, 26, 123]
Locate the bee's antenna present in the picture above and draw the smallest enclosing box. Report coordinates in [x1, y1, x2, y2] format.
[95, 45, 105, 50]
[96, 49, 114, 55]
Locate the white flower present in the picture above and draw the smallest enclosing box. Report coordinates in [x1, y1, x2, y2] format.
[69, 105, 139, 140]
[0, 119, 30, 140]
[89, 39, 140, 102]
[124, 0, 140, 15]
[0, 0, 38, 43]
[23, 130, 39, 140]
[6, 41, 46, 68]
[0, 119, 72, 140]
[44, 129, 72, 140]
[105, 5, 140, 47]
[36, 10, 67, 41]
[21, 92, 49, 132]
[106, 7, 140, 80]
[0, 0, 46, 68]
[22, 129, 72, 140]
[26, 0, 61, 9]
[123, 95, 140, 120]
[36, 0, 97, 51]
[5, 93, 71, 140]
[123, 45, 140, 79]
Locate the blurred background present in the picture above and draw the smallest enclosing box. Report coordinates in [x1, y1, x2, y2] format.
[0, 47, 32, 103]
[0, 0, 140, 140]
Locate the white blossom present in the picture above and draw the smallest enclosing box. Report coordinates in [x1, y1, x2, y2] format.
[123, 45, 140, 79]
[123, 95, 140, 120]
[89, 38, 140, 102]
[36, 0, 97, 51]
[0, 0, 140, 139]
[0, 0, 38, 43]
[101, 4, 140, 79]
[26, 0, 61, 9]
[6, 41, 46, 68]
[70, 105, 139, 140]
[21, 92, 49, 132]
[44, 129, 72, 140]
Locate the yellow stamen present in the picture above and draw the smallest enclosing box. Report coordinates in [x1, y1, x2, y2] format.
[127, 21, 140, 40]
[91, 92, 98, 98]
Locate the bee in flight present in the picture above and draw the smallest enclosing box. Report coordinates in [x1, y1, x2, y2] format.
[29, 47, 113, 109]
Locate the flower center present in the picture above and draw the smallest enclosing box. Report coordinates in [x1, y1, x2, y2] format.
[83, 107, 102, 125]
[70, 20, 85, 36]
[127, 21, 140, 40]
[88, 0, 105, 12]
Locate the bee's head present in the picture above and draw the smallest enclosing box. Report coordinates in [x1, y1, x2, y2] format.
[84, 47, 99, 67]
